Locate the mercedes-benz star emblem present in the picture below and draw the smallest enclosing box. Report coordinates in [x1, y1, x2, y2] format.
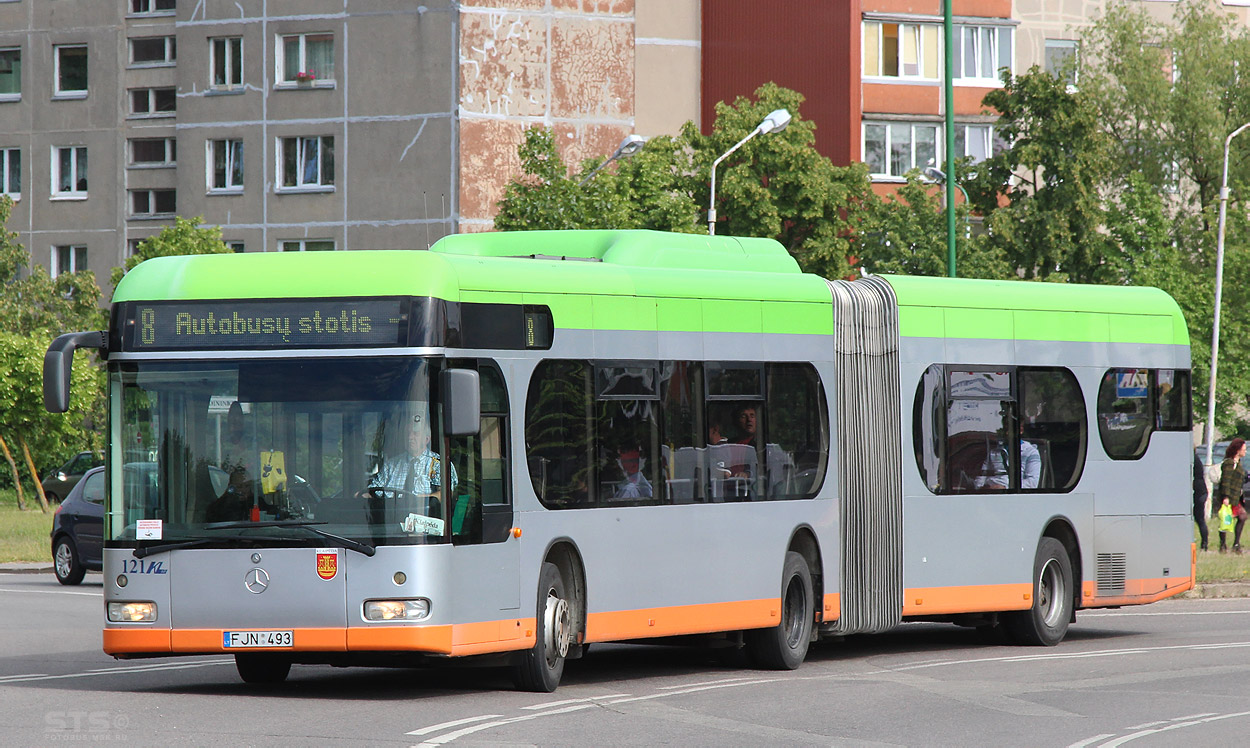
[245, 568, 270, 594]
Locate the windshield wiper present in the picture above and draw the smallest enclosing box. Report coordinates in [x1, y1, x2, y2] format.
[133, 535, 265, 559]
[202, 519, 376, 557]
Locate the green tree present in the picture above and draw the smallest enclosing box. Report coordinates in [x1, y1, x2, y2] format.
[0, 197, 105, 508]
[110, 215, 232, 291]
[494, 84, 876, 280]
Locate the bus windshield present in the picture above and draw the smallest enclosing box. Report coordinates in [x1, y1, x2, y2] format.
[109, 357, 452, 548]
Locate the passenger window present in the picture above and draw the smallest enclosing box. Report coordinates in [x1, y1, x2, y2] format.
[1018, 367, 1086, 491]
[661, 362, 703, 503]
[449, 362, 511, 544]
[81, 471, 105, 504]
[946, 370, 1016, 493]
[766, 363, 828, 498]
[1097, 369, 1153, 459]
[1157, 369, 1191, 431]
[595, 363, 661, 506]
[527, 360, 594, 508]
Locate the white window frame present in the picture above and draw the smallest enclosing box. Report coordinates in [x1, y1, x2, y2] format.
[275, 33, 335, 87]
[862, 121, 940, 180]
[207, 139, 244, 193]
[953, 24, 1012, 86]
[0, 147, 19, 199]
[129, 138, 176, 168]
[51, 145, 87, 199]
[862, 21, 940, 81]
[129, 87, 176, 117]
[1044, 39, 1080, 90]
[129, 0, 176, 16]
[280, 239, 336, 252]
[210, 37, 243, 90]
[0, 47, 20, 102]
[129, 188, 176, 218]
[953, 123, 1003, 164]
[51, 245, 87, 278]
[129, 36, 176, 67]
[53, 45, 88, 98]
[277, 135, 334, 191]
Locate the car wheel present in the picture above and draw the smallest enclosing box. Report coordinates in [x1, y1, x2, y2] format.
[745, 551, 814, 669]
[44, 492, 58, 504]
[511, 562, 572, 692]
[53, 536, 86, 586]
[1003, 537, 1073, 646]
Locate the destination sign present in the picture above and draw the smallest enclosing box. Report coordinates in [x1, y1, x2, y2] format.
[122, 298, 408, 350]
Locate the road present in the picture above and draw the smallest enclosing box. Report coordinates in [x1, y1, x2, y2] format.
[3, 571, 1249, 747]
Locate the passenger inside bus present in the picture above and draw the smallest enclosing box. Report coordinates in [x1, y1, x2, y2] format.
[613, 447, 653, 499]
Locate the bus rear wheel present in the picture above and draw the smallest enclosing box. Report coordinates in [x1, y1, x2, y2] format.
[234, 653, 292, 684]
[746, 551, 813, 670]
[512, 562, 572, 692]
[1004, 537, 1073, 647]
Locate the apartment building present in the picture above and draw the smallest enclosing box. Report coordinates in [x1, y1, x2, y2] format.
[0, 0, 699, 288]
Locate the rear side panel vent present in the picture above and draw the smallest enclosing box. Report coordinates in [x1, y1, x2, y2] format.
[1096, 552, 1127, 594]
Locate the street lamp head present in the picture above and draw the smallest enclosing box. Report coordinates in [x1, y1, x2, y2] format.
[923, 166, 947, 183]
[612, 133, 647, 160]
[756, 109, 792, 136]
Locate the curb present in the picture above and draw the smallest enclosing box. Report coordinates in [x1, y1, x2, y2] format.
[1180, 582, 1250, 599]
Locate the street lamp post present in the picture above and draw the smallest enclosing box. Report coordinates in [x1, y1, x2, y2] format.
[1205, 122, 1250, 465]
[577, 133, 647, 187]
[924, 166, 969, 239]
[708, 108, 791, 235]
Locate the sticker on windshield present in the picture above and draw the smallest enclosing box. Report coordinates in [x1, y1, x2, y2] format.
[136, 519, 162, 540]
[316, 548, 338, 581]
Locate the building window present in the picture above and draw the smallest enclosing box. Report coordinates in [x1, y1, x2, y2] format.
[280, 239, 335, 251]
[51, 245, 87, 278]
[277, 33, 334, 84]
[0, 48, 20, 100]
[953, 124, 1006, 165]
[1045, 39, 1079, 87]
[863, 21, 939, 80]
[953, 25, 1012, 84]
[227, 241, 245, 253]
[52, 146, 87, 197]
[130, 0, 176, 14]
[278, 136, 334, 189]
[210, 37, 243, 89]
[208, 139, 244, 192]
[130, 87, 176, 116]
[130, 189, 176, 217]
[864, 122, 938, 178]
[130, 37, 176, 66]
[54, 45, 88, 97]
[0, 148, 19, 198]
[130, 138, 176, 167]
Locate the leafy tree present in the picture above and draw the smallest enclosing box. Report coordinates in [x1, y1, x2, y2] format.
[965, 68, 1117, 283]
[110, 215, 232, 292]
[0, 197, 105, 508]
[494, 84, 876, 280]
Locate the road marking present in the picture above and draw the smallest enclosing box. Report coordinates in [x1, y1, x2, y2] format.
[405, 715, 502, 736]
[0, 586, 99, 597]
[1067, 735, 1114, 747]
[0, 659, 231, 683]
[520, 694, 629, 709]
[888, 640, 1250, 672]
[1082, 609, 1250, 617]
[413, 703, 597, 746]
[658, 676, 757, 690]
[1074, 710, 1250, 747]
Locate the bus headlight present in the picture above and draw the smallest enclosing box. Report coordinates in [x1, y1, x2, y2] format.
[107, 601, 157, 622]
[364, 599, 430, 621]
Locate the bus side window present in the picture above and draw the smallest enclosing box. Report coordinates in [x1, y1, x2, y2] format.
[765, 363, 828, 499]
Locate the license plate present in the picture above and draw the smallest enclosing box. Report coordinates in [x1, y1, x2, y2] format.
[223, 630, 293, 648]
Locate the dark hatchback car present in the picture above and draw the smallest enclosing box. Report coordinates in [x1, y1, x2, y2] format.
[41, 451, 103, 504]
[50, 466, 104, 585]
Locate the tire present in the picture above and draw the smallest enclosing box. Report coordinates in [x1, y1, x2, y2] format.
[44, 492, 58, 505]
[745, 551, 814, 670]
[512, 562, 572, 692]
[234, 654, 292, 684]
[1003, 537, 1073, 646]
[53, 536, 85, 586]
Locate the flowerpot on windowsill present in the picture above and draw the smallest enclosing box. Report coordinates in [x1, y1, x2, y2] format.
[294, 73, 316, 86]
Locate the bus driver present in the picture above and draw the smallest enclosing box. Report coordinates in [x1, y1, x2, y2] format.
[369, 412, 458, 528]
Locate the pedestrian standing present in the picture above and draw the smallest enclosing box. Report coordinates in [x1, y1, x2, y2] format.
[1216, 438, 1247, 553]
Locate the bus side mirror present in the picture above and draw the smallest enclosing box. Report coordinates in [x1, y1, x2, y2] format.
[442, 368, 481, 437]
[43, 331, 106, 413]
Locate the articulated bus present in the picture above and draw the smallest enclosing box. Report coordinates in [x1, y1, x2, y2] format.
[44, 230, 1193, 691]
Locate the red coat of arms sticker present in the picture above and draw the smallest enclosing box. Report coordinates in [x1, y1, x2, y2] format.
[316, 548, 338, 581]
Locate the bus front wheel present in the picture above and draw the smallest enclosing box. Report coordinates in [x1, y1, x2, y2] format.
[512, 562, 572, 692]
[746, 551, 814, 670]
[1004, 537, 1073, 647]
[235, 653, 291, 684]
